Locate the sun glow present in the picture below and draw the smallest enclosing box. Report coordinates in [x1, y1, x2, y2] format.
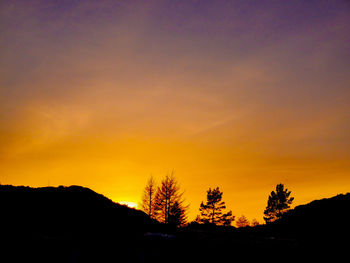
[1, 0, 350, 225]
[118, 201, 138, 209]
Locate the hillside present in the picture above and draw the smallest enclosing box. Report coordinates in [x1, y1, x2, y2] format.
[0, 185, 154, 262]
[1, 185, 349, 262]
[240, 193, 350, 255]
[266, 193, 350, 238]
[0, 184, 153, 235]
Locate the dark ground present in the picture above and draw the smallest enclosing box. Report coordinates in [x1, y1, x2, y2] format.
[0, 185, 349, 262]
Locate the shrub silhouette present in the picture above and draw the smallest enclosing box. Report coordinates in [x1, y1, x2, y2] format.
[236, 215, 250, 228]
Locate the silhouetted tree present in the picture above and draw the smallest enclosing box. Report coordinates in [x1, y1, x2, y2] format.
[198, 187, 235, 226]
[154, 172, 187, 225]
[169, 201, 187, 227]
[264, 183, 294, 223]
[141, 176, 157, 219]
[251, 218, 260, 227]
[194, 215, 201, 223]
[236, 215, 250, 228]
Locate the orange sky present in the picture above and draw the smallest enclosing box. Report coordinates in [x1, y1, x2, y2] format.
[1, 1, 350, 223]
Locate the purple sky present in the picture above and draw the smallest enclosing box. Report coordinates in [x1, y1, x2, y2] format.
[1, 0, 350, 221]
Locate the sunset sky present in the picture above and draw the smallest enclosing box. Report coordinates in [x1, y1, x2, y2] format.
[1, 0, 350, 222]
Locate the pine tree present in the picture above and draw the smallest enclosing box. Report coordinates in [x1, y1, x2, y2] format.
[264, 183, 294, 223]
[198, 187, 235, 226]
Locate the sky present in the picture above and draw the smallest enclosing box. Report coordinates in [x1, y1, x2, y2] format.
[1, 0, 350, 223]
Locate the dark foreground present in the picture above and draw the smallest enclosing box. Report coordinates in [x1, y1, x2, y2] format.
[1, 185, 349, 262]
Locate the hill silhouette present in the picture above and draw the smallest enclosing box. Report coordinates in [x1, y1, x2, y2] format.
[260, 193, 350, 246]
[235, 193, 350, 259]
[181, 193, 350, 260]
[1, 185, 349, 262]
[0, 185, 154, 262]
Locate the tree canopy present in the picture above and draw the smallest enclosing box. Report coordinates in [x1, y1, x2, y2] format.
[264, 183, 294, 223]
[141, 176, 157, 219]
[198, 187, 235, 226]
[153, 172, 188, 226]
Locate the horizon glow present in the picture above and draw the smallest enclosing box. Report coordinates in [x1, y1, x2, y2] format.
[1, 0, 350, 223]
